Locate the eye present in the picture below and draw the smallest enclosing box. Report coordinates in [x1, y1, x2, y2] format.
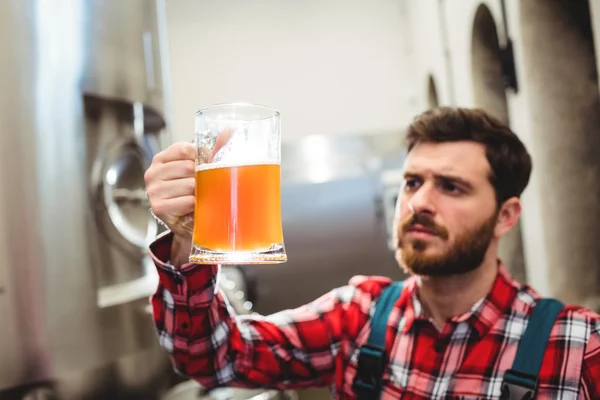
[439, 180, 462, 194]
[403, 178, 421, 192]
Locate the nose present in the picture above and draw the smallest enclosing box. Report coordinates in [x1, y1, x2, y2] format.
[407, 184, 436, 216]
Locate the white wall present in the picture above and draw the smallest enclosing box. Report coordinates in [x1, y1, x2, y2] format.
[165, 0, 416, 143]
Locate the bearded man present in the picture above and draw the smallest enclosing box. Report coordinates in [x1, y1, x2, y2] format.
[144, 107, 600, 399]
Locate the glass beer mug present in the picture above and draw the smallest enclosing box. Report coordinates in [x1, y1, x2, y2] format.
[189, 103, 287, 264]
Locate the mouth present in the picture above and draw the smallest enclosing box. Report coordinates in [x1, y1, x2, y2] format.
[405, 225, 438, 238]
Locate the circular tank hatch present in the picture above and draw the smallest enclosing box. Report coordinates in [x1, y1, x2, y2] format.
[471, 4, 510, 124]
[92, 136, 158, 252]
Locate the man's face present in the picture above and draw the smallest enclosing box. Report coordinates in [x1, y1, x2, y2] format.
[393, 141, 501, 276]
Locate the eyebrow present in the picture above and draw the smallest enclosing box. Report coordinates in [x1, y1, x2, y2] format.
[403, 171, 475, 190]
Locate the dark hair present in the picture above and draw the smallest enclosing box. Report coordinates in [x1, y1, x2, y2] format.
[405, 107, 532, 205]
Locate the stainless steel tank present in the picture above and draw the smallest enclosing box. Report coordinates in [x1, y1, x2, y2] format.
[0, 0, 174, 398]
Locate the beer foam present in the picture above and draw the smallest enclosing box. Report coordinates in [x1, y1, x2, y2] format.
[195, 161, 278, 172]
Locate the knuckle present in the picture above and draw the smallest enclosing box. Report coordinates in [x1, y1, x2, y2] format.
[155, 148, 168, 162]
[179, 143, 189, 158]
[144, 167, 154, 185]
[168, 142, 186, 157]
[181, 143, 195, 160]
[146, 184, 159, 200]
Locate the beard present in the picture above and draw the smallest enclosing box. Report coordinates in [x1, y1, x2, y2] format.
[396, 211, 497, 277]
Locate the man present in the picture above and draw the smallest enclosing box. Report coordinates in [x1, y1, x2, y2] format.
[144, 107, 600, 399]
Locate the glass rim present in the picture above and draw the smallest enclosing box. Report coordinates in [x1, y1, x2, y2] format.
[195, 102, 280, 120]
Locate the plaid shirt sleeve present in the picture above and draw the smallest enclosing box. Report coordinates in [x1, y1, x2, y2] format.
[148, 232, 391, 391]
[580, 319, 600, 399]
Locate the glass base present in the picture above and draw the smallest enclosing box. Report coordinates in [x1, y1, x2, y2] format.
[189, 243, 287, 265]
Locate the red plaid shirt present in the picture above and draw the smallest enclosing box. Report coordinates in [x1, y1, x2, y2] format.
[150, 232, 600, 399]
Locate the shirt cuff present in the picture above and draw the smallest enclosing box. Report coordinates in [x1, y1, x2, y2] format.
[148, 230, 219, 294]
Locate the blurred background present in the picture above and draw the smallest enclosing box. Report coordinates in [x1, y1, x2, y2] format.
[1, 0, 599, 399]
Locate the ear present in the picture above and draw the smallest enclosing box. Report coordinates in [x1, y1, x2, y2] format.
[494, 197, 522, 238]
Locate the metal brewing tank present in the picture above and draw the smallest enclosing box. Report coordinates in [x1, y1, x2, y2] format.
[244, 132, 409, 315]
[0, 1, 175, 398]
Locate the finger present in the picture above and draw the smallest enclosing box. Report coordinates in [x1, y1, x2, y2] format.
[154, 160, 196, 181]
[148, 177, 195, 200]
[209, 128, 234, 161]
[150, 195, 195, 222]
[154, 142, 196, 163]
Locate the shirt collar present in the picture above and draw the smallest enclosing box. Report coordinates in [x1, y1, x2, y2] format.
[400, 263, 520, 338]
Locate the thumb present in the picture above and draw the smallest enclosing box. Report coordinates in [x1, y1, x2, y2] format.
[209, 128, 234, 162]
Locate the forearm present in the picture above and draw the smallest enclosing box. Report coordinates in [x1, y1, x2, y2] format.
[150, 231, 234, 387]
[152, 261, 338, 390]
[151, 262, 231, 388]
[148, 232, 380, 391]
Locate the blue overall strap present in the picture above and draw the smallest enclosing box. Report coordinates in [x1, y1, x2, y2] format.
[352, 281, 404, 400]
[501, 298, 565, 400]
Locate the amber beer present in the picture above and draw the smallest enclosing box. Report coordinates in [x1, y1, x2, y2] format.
[192, 162, 284, 255]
